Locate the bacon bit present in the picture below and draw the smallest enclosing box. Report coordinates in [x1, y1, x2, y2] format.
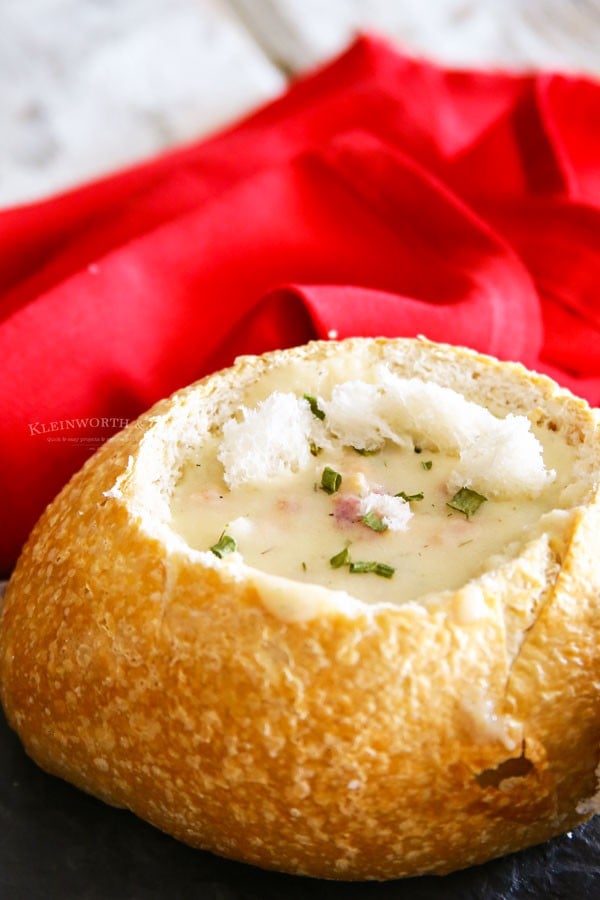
[333, 494, 363, 524]
[190, 489, 224, 504]
[428, 517, 476, 546]
[276, 497, 302, 514]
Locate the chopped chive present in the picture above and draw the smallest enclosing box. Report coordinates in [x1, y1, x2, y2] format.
[321, 466, 342, 494]
[309, 440, 322, 457]
[421, 460, 433, 471]
[374, 563, 395, 579]
[303, 394, 325, 420]
[349, 560, 377, 574]
[362, 511, 388, 532]
[209, 533, 237, 558]
[447, 487, 487, 519]
[329, 546, 351, 569]
[353, 446, 381, 457]
[301, 561, 307, 571]
[395, 490, 424, 502]
[350, 560, 395, 578]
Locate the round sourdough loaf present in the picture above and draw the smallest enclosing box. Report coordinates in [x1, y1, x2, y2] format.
[1, 337, 599, 880]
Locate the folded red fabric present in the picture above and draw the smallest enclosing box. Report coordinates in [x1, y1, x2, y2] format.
[1, 34, 599, 574]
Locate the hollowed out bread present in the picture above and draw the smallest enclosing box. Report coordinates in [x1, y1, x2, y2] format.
[1, 337, 599, 880]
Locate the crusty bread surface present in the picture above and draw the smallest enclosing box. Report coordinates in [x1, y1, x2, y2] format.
[1, 337, 599, 880]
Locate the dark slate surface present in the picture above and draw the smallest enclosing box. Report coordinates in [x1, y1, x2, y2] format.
[1, 709, 599, 900]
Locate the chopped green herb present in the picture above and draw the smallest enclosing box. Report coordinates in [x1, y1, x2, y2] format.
[301, 561, 307, 571]
[349, 560, 376, 574]
[330, 544, 394, 579]
[362, 511, 388, 532]
[421, 460, 433, 471]
[309, 440, 322, 457]
[350, 560, 395, 579]
[321, 466, 342, 494]
[303, 394, 325, 420]
[330, 546, 351, 569]
[209, 533, 237, 558]
[374, 563, 395, 579]
[395, 490, 424, 502]
[447, 487, 488, 518]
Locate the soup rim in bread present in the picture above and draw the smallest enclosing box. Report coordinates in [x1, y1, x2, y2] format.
[1, 336, 599, 880]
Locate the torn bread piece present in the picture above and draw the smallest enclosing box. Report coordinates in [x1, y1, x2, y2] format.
[1, 337, 599, 880]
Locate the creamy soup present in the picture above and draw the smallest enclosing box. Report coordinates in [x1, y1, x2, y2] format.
[170, 378, 573, 605]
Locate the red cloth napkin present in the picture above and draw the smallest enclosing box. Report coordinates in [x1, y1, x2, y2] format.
[1, 34, 599, 575]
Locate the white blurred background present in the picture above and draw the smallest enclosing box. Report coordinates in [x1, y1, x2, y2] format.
[1, 0, 599, 208]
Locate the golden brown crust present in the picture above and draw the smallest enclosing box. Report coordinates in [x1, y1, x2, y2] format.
[1, 337, 599, 880]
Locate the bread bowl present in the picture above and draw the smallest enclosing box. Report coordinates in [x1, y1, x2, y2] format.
[1, 336, 599, 880]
